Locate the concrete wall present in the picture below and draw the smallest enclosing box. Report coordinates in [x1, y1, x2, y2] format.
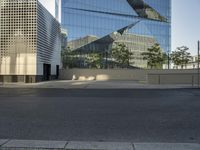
[60, 69, 200, 84]
[60, 69, 148, 81]
[148, 73, 199, 85]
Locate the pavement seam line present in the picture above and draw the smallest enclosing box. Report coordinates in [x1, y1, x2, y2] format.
[1, 140, 68, 150]
[0, 139, 10, 147]
[63, 141, 69, 149]
[132, 143, 136, 150]
[1, 140, 200, 149]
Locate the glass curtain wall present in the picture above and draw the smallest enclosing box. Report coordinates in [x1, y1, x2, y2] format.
[60, 0, 171, 68]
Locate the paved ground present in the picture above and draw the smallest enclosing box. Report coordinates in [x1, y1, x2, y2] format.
[0, 80, 197, 89]
[0, 88, 200, 143]
[1, 139, 200, 150]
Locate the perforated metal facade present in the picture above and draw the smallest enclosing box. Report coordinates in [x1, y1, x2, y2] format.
[0, 0, 61, 82]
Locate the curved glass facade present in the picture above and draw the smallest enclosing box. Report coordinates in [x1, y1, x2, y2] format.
[60, 0, 171, 67]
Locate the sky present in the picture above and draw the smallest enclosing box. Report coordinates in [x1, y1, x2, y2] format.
[172, 0, 200, 55]
[39, 0, 200, 55]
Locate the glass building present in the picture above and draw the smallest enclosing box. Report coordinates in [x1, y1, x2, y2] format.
[59, 0, 171, 68]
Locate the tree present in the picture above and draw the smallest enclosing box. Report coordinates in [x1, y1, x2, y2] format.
[112, 43, 133, 68]
[61, 47, 77, 68]
[85, 52, 102, 69]
[141, 43, 164, 69]
[170, 46, 192, 69]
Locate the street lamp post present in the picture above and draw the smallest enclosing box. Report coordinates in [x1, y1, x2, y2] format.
[168, 51, 170, 69]
[198, 41, 200, 88]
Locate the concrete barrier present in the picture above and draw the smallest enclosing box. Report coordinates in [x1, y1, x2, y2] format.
[59, 69, 200, 85]
[59, 69, 148, 81]
[148, 73, 199, 85]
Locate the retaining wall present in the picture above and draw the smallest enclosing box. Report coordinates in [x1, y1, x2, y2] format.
[59, 69, 200, 84]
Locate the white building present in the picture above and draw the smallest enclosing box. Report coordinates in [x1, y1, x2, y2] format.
[171, 56, 199, 69]
[0, 0, 61, 82]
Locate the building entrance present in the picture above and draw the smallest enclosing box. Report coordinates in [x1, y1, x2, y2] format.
[56, 65, 59, 79]
[43, 64, 51, 81]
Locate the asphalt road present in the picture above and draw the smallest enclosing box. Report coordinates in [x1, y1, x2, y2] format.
[0, 88, 200, 143]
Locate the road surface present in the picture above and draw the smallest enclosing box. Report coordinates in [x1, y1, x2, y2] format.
[0, 88, 200, 143]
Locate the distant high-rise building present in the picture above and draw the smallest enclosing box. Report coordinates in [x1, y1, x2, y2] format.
[55, 0, 61, 22]
[0, 0, 61, 82]
[59, 0, 171, 68]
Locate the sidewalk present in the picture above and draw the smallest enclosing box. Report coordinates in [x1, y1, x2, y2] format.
[0, 80, 198, 89]
[1, 139, 200, 150]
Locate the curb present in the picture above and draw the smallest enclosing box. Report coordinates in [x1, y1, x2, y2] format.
[0, 139, 200, 150]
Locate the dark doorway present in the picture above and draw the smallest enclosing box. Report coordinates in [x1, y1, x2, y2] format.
[43, 64, 51, 81]
[56, 65, 59, 79]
